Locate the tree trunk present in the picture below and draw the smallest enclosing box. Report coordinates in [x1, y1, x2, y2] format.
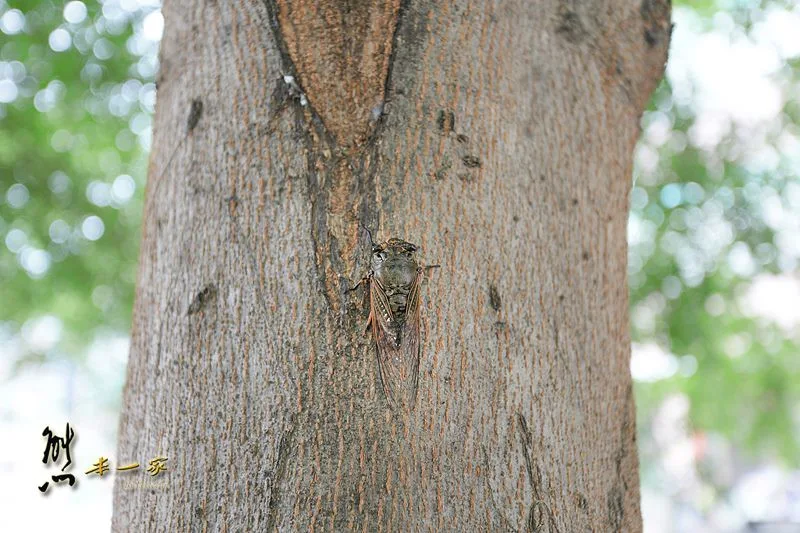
[112, 0, 669, 531]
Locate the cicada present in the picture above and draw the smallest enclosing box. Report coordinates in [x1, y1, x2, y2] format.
[354, 238, 437, 411]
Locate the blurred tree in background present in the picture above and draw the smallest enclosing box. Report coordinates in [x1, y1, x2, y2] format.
[632, 1, 800, 466]
[1, 0, 157, 362]
[1, 0, 799, 528]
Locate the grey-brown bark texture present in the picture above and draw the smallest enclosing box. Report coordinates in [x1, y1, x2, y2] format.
[113, 0, 670, 531]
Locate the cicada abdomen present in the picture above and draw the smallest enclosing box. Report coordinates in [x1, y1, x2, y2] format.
[362, 238, 436, 411]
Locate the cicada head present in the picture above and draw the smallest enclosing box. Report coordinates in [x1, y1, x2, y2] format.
[371, 238, 419, 287]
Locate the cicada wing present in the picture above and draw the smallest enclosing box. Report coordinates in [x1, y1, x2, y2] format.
[369, 273, 423, 411]
[401, 268, 424, 395]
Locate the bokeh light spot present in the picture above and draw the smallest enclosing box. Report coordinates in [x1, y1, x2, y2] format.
[20, 248, 52, 278]
[5, 228, 27, 253]
[142, 10, 163, 41]
[63, 1, 88, 24]
[0, 78, 18, 103]
[6, 183, 30, 208]
[111, 174, 135, 203]
[81, 215, 105, 241]
[0, 9, 25, 35]
[48, 220, 71, 244]
[48, 28, 72, 53]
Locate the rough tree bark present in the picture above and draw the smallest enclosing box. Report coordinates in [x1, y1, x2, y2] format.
[113, 0, 669, 531]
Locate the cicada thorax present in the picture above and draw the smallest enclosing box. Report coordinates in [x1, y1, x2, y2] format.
[376, 281, 413, 346]
[373, 269, 415, 346]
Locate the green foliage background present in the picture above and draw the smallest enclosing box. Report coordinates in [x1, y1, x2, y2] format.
[631, 3, 800, 466]
[1, 0, 153, 361]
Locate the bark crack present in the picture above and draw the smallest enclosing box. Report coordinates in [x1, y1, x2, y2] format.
[517, 412, 560, 533]
[265, 420, 297, 531]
